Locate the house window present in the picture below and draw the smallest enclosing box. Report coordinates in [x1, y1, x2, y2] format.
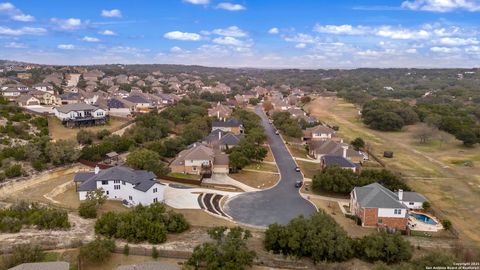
[106, 191, 109, 195]
[192, 166, 197, 171]
[153, 198, 158, 203]
[378, 219, 383, 224]
[394, 209, 402, 215]
[114, 180, 120, 184]
[101, 181, 108, 185]
[129, 196, 132, 200]
[122, 181, 126, 185]
[153, 188, 157, 193]
[114, 185, 120, 190]
[409, 202, 414, 205]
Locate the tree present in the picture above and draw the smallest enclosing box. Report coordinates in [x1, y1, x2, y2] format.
[96, 129, 111, 140]
[456, 130, 477, 147]
[151, 246, 159, 259]
[422, 201, 431, 210]
[186, 226, 256, 270]
[413, 124, 436, 144]
[351, 137, 365, 150]
[300, 96, 312, 104]
[263, 100, 273, 112]
[46, 140, 80, 165]
[4, 164, 23, 178]
[123, 244, 130, 256]
[78, 200, 97, 218]
[126, 148, 170, 176]
[79, 238, 115, 264]
[356, 232, 412, 264]
[249, 98, 259, 105]
[77, 129, 95, 145]
[442, 219, 452, 230]
[3, 245, 45, 269]
[412, 251, 454, 270]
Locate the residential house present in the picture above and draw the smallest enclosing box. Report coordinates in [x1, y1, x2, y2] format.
[0, 84, 29, 100]
[170, 143, 229, 175]
[30, 90, 58, 105]
[124, 95, 152, 113]
[212, 118, 244, 135]
[16, 94, 40, 106]
[156, 93, 177, 106]
[203, 129, 243, 150]
[107, 98, 134, 117]
[33, 83, 54, 94]
[208, 102, 232, 120]
[17, 72, 32, 80]
[271, 99, 289, 111]
[234, 94, 248, 106]
[349, 182, 428, 230]
[53, 103, 108, 127]
[303, 125, 336, 141]
[74, 166, 165, 206]
[308, 140, 363, 163]
[253, 86, 268, 97]
[59, 92, 79, 104]
[320, 155, 359, 172]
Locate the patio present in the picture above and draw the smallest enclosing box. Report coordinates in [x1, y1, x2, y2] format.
[407, 211, 443, 232]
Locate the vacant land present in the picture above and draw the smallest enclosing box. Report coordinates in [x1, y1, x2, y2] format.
[305, 97, 480, 246]
[229, 170, 279, 189]
[49, 117, 130, 141]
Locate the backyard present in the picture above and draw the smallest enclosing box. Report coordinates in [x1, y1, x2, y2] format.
[49, 116, 130, 141]
[305, 96, 480, 246]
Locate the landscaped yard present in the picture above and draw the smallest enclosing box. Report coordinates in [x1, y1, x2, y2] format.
[296, 160, 320, 179]
[305, 96, 480, 246]
[49, 116, 130, 141]
[229, 170, 279, 189]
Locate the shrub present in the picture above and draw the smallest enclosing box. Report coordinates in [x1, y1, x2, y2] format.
[356, 232, 412, 264]
[442, 219, 452, 230]
[4, 164, 22, 178]
[151, 246, 159, 259]
[123, 244, 130, 256]
[96, 129, 111, 140]
[31, 159, 46, 171]
[422, 201, 431, 210]
[0, 202, 70, 232]
[79, 200, 98, 219]
[77, 129, 95, 145]
[79, 238, 115, 264]
[3, 245, 44, 269]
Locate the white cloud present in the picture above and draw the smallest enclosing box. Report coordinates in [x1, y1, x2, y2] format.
[284, 33, 317, 43]
[438, 37, 479, 46]
[5, 42, 27, 48]
[314, 24, 368, 35]
[0, 2, 34, 21]
[268, 27, 279, 34]
[51, 18, 84, 30]
[430, 46, 461, 53]
[164, 31, 201, 41]
[99, 30, 116, 36]
[212, 36, 245, 46]
[357, 49, 383, 57]
[170, 46, 184, 53]
[465, 46, 480, 53]
[295, 43, 307, 49]
[406, 48, 418, 53]
[216, 2, 246, 11]
[82, 36, 100, 42]
[402, 0, 480, 12]
[183, 0, 209, 4]
[0, 26, 46, 35]
[212, 26, 247, 37]
[58, 44, 75, 50]
[101, 9, 122, 18]
[375, 26, 430, 39]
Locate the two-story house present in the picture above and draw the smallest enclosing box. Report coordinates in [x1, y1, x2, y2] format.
[208, 102, 232, 121]
[53, 103, 108, 127]
[170, 143, 229, 175]
[211, 118, 244, 135]
[302, 125, 336, 141]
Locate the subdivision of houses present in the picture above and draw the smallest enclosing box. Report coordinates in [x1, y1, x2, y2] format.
[349, 182, 428, 230]
[208, 102, 232, 120]
[0, 84, 29, 100]
[53, 103, 108, 127]
[74, 166, 165, 206]
[170, 143, 229, 175]
[212, 118, 244, 135]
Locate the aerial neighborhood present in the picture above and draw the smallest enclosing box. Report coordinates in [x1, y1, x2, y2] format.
[0, 61, 478, 269]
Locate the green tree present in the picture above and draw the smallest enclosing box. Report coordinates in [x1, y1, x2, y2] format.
[151, 246, 159, 259]
[356, 232, 412, 264]
[76, 129, 95, 145]
[123, 244, 130, 256]
[126, 148, 170, 176]
[351, 137, 365, 150]
[79, 238, 115, 264]
[456, 129, 477, 147]
[186, 226, 256, 270]
[46, 140, 80, 165]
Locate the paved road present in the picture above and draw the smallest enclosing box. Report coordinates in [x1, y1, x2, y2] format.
[224, 106, 317, 227]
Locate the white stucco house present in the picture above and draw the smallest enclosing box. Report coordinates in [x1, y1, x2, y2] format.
[74, 166, 166, 206]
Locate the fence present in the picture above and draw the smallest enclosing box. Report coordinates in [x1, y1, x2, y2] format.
[157, 175, 203, 185]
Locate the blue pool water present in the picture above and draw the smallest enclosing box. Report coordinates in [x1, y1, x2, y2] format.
[413, 213, 437, 225]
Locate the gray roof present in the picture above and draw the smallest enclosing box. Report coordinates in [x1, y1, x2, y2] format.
[124, 95, 150, 104]
[402, 192, 428, 203]
[353, 183, 406, 209]
[220, 133, 242, 145]
[9, 262, 69, 270]
[203, 130, 242, 145]
[75, 166, 159, 192]
[55, 103, 101, 113]
[212, 118, 242, 128]
[321, 155, 356, 168]
[117, 261, 180, 270]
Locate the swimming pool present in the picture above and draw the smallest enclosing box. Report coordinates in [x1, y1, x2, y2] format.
[412, 213, 437, 225]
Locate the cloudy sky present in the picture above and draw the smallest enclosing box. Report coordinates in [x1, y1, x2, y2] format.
[0, 0, 479, 68]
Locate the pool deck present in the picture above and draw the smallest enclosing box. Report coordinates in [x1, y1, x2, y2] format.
[408, 211, 443, 232]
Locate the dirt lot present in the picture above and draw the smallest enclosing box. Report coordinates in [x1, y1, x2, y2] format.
[305, 97, 480, 246]
[229, 170, 279, 189]
[49, 116, 130, 141]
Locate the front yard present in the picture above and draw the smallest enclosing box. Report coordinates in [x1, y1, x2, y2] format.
[229, 170, 279, 189]
[296, 160, 320, 179]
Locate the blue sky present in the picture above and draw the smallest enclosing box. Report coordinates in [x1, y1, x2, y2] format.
[0, 0, 479, 68]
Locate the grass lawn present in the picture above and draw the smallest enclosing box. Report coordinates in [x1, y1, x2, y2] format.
[167, 172, 201, 180]
[305, 97, 480, 245]
[296, 160, 320, 179]
[287, 143, 308, 158]
[229, 170, 279, 189]
[53, 183, 80, 209]
[244, 162, 278, 173]
[49, 116, 129, 142]
[263, 147, 275, 162]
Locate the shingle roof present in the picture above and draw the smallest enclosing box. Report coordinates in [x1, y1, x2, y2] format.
[402, 192, 428, 203]
[170, 144, 214, 166]
[124, 95, 150, 104]
[55, 103, 101, 113]
[212, 118, 242, 128]
[353, 183, 407, 209]
[321, 155, 356, 168]
[310, 140, 362, 159]
[220, 133, 242, 145]
[9, 262, 69, 270]
[75, 166, 158, 192]
[304, 125, 335, 136]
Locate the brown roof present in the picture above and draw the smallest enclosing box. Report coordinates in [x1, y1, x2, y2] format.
[171, 144, 214, 166]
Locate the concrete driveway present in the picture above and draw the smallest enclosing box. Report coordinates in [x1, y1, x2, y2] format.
[223, 106, 317, 227]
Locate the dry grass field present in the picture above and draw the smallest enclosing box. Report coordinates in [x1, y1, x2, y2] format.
[305, 97, 480, 246]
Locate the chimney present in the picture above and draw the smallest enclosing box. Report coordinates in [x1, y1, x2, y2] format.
[218, 131, 222, 140]
[94, 166, 100, 175]
[217, 110, 220, 119]
[341, 145, 348, 158]
[398, 189, 403, 201]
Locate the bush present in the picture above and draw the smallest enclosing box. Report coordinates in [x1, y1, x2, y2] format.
[95, 203, 189, 244]
[4, 164, 22, 178]
[31, 159, 46, 171]
[2, 245, 45, 269]
[79, 200, 98, 219]
[442, 219, 452, 230]
[351, 137, 365, 150]
[123, 244, 130, 256]
[151, 246, 159, 259]
[0, 202, 70, 232]
[422, 201, 431, 210]
[356, 232, 412, 264]
[96, 129, 111, 140]
[79, 238, 115, 264]
[76, 129, 96, 145]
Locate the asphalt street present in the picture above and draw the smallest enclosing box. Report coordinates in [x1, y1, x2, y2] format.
[223, 106, 317, 227]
